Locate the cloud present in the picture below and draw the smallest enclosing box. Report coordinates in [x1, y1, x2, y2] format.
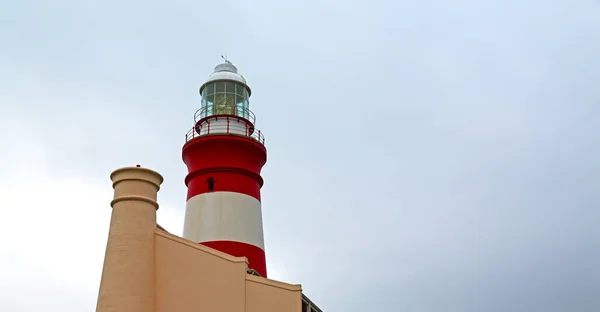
[1, 0, 600, 311]
[0, 119, 106, 309]
[0, 116, 185, 311]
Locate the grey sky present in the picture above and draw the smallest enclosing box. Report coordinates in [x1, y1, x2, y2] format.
[1, 0, 599, 311]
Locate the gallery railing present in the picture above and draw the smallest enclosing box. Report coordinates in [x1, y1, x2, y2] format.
[185, 117, 265, 145]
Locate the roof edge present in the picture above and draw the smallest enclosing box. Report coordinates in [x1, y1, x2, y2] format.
[245, 274, 302, 291]
[154, 229, 249, 265]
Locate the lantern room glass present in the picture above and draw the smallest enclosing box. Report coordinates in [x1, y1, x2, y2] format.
[200, 81, 249, 120]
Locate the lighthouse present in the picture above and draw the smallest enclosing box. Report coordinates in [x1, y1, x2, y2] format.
[96, 59, 325, 312]
[182, 59, 268, 277]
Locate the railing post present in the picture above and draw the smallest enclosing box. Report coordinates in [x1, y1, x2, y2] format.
[227, 117, 230, 133]
[207, 120, 210, 134]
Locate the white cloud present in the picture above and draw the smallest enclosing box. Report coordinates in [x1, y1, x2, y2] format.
[2, 0, 599, 310]
[0, 118, 111, 310]
[0, 114, 192, 310]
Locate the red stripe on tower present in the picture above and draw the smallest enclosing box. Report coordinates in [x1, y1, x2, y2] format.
[182, 59, 269, 278]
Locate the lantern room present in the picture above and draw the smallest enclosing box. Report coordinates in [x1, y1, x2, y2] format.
[186, 60, 264, 144]
[197, 62, 252, 121]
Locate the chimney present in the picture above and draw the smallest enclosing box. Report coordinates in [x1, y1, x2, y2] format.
[96, 166, 164, 312]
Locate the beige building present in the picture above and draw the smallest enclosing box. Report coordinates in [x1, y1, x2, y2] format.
[95, 166, 323, 312]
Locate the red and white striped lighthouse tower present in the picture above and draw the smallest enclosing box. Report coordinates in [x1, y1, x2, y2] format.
[182, 59, 268, 277]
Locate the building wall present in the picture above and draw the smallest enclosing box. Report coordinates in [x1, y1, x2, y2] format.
[246, 275, 303, 312]
[154, 230, 302, 312]
[97, 166, 304, 312]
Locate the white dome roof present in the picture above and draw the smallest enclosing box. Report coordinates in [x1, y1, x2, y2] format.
[199, 62, 252, 96]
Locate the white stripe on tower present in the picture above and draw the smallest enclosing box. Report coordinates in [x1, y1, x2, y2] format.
[183, 191, 265, 249]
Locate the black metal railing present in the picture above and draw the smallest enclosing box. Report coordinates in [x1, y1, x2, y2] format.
[302, 294, 324, 312]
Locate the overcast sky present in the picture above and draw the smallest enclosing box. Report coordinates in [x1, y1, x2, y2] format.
[1, 0, 599, 311]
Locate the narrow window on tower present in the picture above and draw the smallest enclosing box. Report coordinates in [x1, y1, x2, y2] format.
[206, 177, 215, 191]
